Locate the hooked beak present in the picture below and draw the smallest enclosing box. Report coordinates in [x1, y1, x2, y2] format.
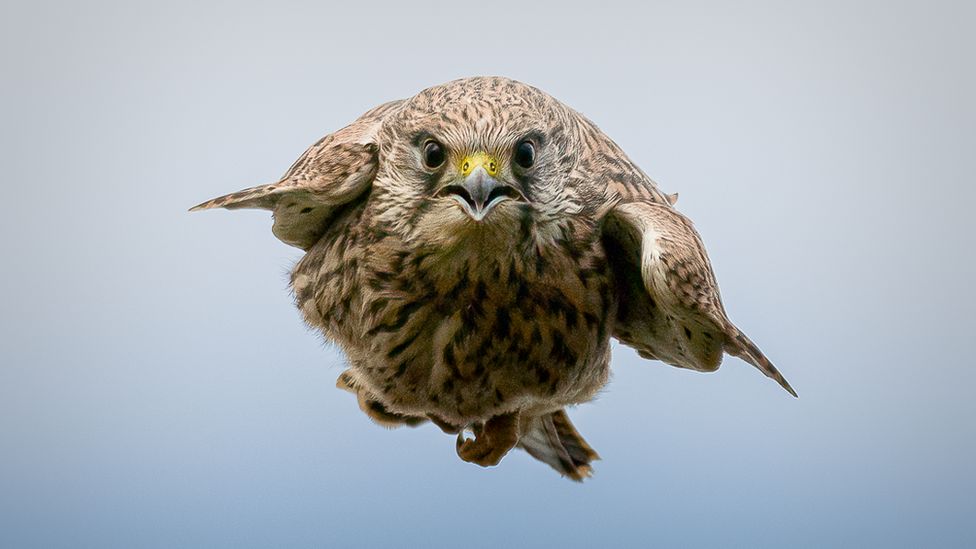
[437, 153, 524, 221]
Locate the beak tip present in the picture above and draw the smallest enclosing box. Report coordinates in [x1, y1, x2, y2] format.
[461, 168, 502, 210]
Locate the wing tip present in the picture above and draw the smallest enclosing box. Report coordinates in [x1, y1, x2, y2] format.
[188, 201, 214, 212]
[780, 378, 799, 398]
[188, 180, 285, 213]
[727, 326, 798, 398]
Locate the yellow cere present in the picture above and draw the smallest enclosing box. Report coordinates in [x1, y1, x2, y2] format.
[459, 152, 499, 177]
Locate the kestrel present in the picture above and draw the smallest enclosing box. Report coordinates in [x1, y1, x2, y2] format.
[191, 77, 795, 481]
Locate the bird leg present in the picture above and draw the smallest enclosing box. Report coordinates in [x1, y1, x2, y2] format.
[455, 411, 520, 467]
[427, 414, 463, 434]
[355, 391, 427, 427]
[337, 370, 426, 428]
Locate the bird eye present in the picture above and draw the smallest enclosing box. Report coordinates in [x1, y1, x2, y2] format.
[514, 140, 535, 169]
[423, 140, 446, 169]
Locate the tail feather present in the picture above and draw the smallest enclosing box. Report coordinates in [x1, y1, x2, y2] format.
[726, 325, 798, 397]
[518, 409, 600, 481]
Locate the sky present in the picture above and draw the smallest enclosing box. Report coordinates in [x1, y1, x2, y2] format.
[1, 1, 974, 547]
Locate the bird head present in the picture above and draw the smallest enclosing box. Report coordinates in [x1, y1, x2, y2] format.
[369, 77, 587, 250]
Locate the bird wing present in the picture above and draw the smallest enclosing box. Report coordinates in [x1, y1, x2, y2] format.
[189, 100, 404, 250]
[602, 200, 796, 396]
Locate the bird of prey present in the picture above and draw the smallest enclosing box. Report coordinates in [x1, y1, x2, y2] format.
[191, 77, 795, 481]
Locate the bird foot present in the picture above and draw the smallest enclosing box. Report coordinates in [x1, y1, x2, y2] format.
[339, 371, 426, 428]
[455, 411, 520, 467]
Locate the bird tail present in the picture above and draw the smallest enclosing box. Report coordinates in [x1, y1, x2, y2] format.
[725, 324, 798, 397]
[518, 409, 600, 481]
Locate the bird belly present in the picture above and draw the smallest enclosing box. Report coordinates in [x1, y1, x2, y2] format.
[357, 296, 612, 425]
[293, 234, 614, 425]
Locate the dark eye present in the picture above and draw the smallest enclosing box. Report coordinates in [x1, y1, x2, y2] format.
[423, 140, 445, 169]
[514, 140, 535, 169]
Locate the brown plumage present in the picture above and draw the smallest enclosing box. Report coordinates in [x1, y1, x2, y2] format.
[191, 76, 795, 481]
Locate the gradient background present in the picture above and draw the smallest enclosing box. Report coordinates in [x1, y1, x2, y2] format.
[2, 1, 974, 547]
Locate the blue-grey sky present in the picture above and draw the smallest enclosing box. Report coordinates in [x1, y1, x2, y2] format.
[1, 1, 974, 547]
